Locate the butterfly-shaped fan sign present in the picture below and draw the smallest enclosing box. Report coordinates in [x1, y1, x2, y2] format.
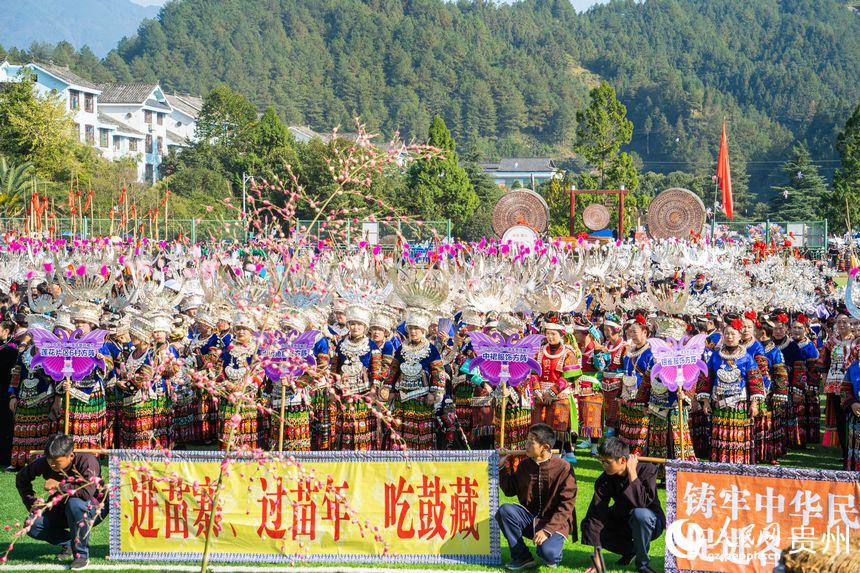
[466, 331, 544, 387]
[262, 330, 320, 382]
[648, 334, 708, 392]
[29, 328, 108, 382]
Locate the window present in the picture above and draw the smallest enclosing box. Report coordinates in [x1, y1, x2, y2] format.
[129, 138, 138, 152]
[145, 163, 153, 182]
[157, 112, 163, 126]
[69, 90, 79, 110]
[99, 129, 109, 148]
[84, 93, 93, 113]
[85, 125, 94, 144]
[144, 110, 152, 124]
[73, 123, 80, 141]
[145, 134, 152, 150]
[113, 135, 121, 150]
[157, 136, 163, 153]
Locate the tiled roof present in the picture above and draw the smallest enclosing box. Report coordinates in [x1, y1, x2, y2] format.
[97, 82, 158, 104]
[166, 93, 202, 118]
[165, 130, 187, 145]
[97, 113, 145, 137]
[144, 98, 171, 112]
[289, 125, 329, 142]
[32, 61, 100, 91]
[496, 158, 556, 172]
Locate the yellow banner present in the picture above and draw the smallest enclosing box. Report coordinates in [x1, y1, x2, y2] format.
[110, 451, 499, 564]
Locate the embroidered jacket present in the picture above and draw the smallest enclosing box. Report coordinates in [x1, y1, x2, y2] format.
[331, 337, 383, 395]
[761, 340, 789, 402]
[624, 344, 654, 406]
[820, 337, 856, 395]
[530, 343, 581, 399]
[385, 340, 445, 400]
[697, 350, 765, 409]
[841, 360, 860, 411]
[600, 338, 626, 393]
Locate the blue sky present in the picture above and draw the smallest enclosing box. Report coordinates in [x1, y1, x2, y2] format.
[130, 0, 608, 10]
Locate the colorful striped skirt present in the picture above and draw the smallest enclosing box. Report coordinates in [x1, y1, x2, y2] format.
[332, 395, 375, 451]
[219, 400, 260, 451]
[172, 386, 197, 446]
[578, 393, 604, 439]
[648, 408, 696, 461]
[823, 393, 842, 448]
[754, 404, 775, 463]
[269, 392, 311, 452]
[846, 413, 860, 471]
[68, 388, 107, 450]
[619, 402, 649, 456]
[451, 383, 474, 441]
[104, 386, 119, 449]
[392, 398, 435, 451]
[121, 397, 159, 450]
[495, 406, 531, 451]
[310, 388, 335, 451]
[710, 405, 755, 464]
[602, 385, 622, 431]
[10, 399, 56, 468]
[195, 387, 218, 444]
[770, 399, 789, 459]
[690, 408, 711, 461]
[786, 398, 806, 449]
[531, 398, 571, 445]
[804, 389, 821, 445]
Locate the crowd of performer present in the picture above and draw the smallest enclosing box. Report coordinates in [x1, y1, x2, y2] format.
[0, 272, 859, 475]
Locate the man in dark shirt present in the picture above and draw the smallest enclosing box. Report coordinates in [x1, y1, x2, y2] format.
[496, 423, 577, 570]
[581, 437, 664, 573]
[16, 434, 108, 570]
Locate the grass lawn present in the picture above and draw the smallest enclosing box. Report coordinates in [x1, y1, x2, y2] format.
[0, 407, 844, 572]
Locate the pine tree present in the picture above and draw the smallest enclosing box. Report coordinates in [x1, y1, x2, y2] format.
[771, 143, 829, 222]
[574, 81, 637, 191]
[833, 102, 860, 233]
[406, 116, 478, 230]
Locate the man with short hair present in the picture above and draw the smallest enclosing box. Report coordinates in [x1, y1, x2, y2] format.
[581, 437, 664, 573]
[496, 423, 577, 570]
[16, 434, 108, 570]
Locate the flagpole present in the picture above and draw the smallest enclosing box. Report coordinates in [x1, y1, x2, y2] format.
[711, 175, 719, 241]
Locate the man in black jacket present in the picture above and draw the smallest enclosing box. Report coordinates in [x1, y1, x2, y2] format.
[16, 434, 108, 570]
[581, 437, 664, 573]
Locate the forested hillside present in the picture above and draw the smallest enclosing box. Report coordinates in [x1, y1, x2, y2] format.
[2, 0, 859, 216]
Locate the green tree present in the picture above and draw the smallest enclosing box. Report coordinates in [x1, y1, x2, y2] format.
[195, 84, 258, 145]
[771, 143, 829, 221]
[575, 81, 635, 189]
[458, 161, 502, 240]
[0, 69, 78, 179]
[406, 116, 478, 229]
[0, 155, 36, 217]
[833, 102, 860, 233]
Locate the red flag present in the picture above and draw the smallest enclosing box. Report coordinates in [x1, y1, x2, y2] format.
[717, 121, 733, 220]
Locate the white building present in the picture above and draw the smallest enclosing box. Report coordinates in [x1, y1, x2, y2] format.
[0, 60, 200, 183]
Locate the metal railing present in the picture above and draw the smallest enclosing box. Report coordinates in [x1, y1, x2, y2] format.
[0, 217, 453, 246]
[294, 219, 452, 247]
[708, 219, 828, 254]
[0, 217, 247, 243]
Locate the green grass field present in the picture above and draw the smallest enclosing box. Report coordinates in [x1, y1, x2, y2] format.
[0, 399, 844, 572]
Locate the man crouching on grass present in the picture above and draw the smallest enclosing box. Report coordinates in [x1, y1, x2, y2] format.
[496, 423, 577, 570]
[15, 434, 108, 570]
[581, 437, 664, 573]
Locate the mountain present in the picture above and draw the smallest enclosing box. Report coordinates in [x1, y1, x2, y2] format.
[0, 0, 159, 57]
[3, 0, 860, 212]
